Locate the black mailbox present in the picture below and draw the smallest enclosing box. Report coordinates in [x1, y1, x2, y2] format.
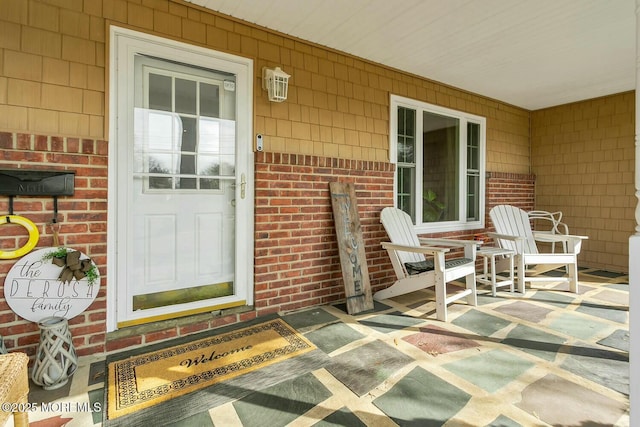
[0, 169, 75, 196]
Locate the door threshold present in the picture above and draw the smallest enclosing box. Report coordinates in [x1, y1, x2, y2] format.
[109, 303, 252, 340]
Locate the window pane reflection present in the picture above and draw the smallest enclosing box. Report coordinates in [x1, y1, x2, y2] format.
[422, 111, 459, 223]
[175, 78, 196, 114]
[198, 155, 220, 176]
[148, 74, 172, 111]
[200, 83, 220, 117]
[136, 65, 237, 191]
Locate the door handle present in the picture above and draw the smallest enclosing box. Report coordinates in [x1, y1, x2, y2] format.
[240, 173, 246, 199]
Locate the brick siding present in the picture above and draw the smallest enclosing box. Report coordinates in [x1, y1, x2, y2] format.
[483, 171, 536, 242]
[0, 131, 108, 357]
[254, 151, 396, 314]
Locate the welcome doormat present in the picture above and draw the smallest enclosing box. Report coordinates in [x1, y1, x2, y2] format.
[106, 318, 317, 421]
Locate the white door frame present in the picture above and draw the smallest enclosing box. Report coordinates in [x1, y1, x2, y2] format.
[107, 26, 254, 332]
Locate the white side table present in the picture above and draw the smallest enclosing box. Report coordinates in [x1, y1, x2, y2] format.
[477, 247, 515, 296]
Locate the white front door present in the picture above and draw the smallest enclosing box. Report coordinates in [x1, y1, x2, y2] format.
[108, 27, 254, 329]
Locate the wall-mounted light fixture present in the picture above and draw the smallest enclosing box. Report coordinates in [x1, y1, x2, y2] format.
[262, 67, 290, 102]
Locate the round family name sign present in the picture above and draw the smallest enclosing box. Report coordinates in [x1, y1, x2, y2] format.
[4, 247, 100, 322]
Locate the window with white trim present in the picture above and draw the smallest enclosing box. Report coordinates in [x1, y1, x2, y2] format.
[390, 95, 486, 233]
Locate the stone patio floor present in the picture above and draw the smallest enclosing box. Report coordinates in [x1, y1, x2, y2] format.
[22, 268, 629, 426]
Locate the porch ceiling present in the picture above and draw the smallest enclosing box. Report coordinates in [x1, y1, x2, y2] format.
[185, 0, 635, 110]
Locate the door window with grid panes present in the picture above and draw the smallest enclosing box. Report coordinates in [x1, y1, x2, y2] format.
[134, 63, 236, 193]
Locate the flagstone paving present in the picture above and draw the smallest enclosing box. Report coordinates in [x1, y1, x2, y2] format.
[325, 340, 415, 397]
[443, 349, 534, 393]
[493, 300, 553, 323]
[402, 325, 481, 355]
[233, 373, 333, 427]
[599, 328, 630, 352]
[501, 324, 566, 361]
[24, 268, 629, 426]
[372, 366, 472, 426]
[517, 374, 628, 426]
[548, 311, 612, 340]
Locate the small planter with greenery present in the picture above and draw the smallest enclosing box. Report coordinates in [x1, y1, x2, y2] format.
[42, 247, 99, 286]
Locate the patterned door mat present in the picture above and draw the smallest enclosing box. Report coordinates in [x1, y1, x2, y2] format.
[105, 318, 325, 426]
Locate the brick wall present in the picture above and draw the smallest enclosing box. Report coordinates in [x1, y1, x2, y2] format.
[486, 172, 536, 211]
[484, 171, 536, 239]
[254, 152, 396, 314]
[531, 92, 635, 272]
[0, 131, 107, 357]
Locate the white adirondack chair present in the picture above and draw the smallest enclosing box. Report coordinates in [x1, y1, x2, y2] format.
[489, 205, 587, 293]
[375, 207, 477, 322]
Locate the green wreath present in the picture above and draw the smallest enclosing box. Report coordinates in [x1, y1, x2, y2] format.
[42, 247, 99, 286]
